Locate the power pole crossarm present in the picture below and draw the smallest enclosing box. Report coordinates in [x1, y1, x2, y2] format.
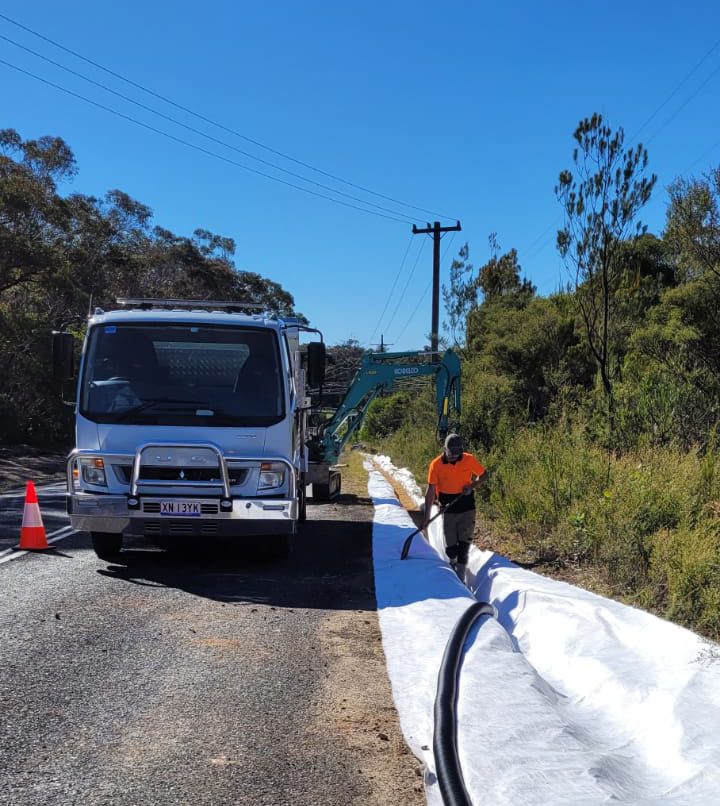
[412, 220, 462, 360]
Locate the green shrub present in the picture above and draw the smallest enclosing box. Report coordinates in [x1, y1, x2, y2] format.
[360, 393, 412, 440]
[365, 387, 441, 480]
[487, 423, 606, 560]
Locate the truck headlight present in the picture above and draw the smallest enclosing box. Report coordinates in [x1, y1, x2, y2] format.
[258, 462, 285, 491]
[80, 457, 107, 487]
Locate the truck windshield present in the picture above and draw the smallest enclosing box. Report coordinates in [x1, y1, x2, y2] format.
[80, 323, 285, 426]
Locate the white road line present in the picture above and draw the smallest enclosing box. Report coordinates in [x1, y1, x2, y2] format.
[0, 525, 76, 565]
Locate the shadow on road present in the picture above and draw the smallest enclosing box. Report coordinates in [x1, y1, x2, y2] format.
[96, 503, 378, 611]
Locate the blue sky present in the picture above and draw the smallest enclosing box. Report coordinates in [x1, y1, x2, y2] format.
[3, 1, 720, 349]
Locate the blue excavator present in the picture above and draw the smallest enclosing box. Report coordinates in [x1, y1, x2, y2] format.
[307, 349, 461, 499]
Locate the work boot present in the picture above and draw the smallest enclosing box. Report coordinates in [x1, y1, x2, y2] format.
[455, 563, 467, 584]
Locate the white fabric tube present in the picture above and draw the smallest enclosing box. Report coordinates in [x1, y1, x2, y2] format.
[369, 454, 720, 804]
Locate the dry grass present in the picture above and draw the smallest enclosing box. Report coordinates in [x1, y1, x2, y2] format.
[338, 448, 372, 498]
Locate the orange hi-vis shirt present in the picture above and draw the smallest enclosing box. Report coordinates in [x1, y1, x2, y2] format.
[428, 453, 485, 495]
[428, 452, 485, 493]
[428, 452, 486, 513]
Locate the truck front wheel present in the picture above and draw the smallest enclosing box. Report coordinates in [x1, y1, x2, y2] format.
[91, 532, 123, 560]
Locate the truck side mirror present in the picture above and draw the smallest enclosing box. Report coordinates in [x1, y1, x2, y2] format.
[306, 341, 326, 388]
[52, 331, 75, 381]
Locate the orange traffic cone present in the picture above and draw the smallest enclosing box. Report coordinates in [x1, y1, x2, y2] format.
[18, 481, 51, 550]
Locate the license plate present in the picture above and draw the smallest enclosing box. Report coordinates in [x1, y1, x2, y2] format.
[160, 501, 202, 517]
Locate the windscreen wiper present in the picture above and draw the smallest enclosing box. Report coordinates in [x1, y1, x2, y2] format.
[115, 398, 204, 422]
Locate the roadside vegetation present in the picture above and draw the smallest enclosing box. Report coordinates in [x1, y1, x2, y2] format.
[363, 115, 720, 640]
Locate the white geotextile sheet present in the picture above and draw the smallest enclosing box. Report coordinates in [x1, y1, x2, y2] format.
[368, 455, 720, 804]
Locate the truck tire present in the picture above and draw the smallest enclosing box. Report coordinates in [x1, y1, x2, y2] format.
[313, 482, 330, 501]
[91, 532, 122, 560]
[313, 471, 341, 502]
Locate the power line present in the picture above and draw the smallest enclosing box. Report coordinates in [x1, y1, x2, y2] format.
[394, 231, 458, 345]
[395, 279, 433, 345]
[523, 223, 560, 263]
[0, 33, 419, 222]
[381, 238, 427, 337]
[367, 234, 414, 347]
[520, 64, 720, 262]
[631, 36, 720, 142]
[646, 59, 720, 146]
[0, 57, 414, 225]
[685, 136, 720, 174]
[0, 11, 457, 222]
[519, 217, 560, 262]
[520, 42, 720, 268]
[442, 231, 459, 260]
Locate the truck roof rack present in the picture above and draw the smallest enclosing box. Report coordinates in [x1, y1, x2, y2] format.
[115, 298, 265, 312]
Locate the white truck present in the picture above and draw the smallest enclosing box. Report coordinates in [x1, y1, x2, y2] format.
[52, 299, 326, 560]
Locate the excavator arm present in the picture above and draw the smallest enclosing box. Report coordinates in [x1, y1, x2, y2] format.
[316, 349, 461, 470]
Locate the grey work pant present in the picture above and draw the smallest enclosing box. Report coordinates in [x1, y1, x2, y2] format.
[443, 509, 475, 564]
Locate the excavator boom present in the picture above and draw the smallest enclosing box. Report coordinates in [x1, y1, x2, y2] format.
[307, 349, 461, 498]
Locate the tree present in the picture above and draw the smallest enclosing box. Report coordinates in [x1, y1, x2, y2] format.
[556, 114, 656, 408]
[615, 169, 720, 449]
[477, 247, 535, 303]
[0, 128, 75, 294]
[464, 292, 590, 442]
[443, 235, 534, 347]
[611, 234, 676, 360]
[442, 242, 476, 346]
[665, 168, 720, 281]
[620, 278, 720, 448]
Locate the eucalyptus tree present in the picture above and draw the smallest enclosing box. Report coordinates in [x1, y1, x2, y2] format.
[555, 114, 656, 410]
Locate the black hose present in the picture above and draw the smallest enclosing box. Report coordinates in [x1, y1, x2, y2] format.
[400, 492, 466, 560]
[400, 505, 445, 560]
[434, 600, 495, 806]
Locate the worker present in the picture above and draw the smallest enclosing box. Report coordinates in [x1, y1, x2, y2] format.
[422, 433, 487, 582]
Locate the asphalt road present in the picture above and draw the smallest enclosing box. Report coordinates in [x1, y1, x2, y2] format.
[0, 493, 423, 806]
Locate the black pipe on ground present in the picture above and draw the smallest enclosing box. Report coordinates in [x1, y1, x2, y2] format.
[433, 600, 495, 806]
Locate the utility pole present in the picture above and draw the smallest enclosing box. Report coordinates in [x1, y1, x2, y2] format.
[412, 220, 462, 359]
[373, 334, 393, 356]
[377, 334, 393, 353]
[374, 335, 394, 396]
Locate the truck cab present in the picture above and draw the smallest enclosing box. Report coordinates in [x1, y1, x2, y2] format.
[58, 300, 323, 560]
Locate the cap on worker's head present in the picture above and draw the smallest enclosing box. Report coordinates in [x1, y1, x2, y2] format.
[444, 433, 463, 457]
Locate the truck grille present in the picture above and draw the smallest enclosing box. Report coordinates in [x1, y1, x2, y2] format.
[113, 465, 248, 485]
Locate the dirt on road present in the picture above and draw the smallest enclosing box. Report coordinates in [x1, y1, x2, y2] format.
[310, 452, 424, 805]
